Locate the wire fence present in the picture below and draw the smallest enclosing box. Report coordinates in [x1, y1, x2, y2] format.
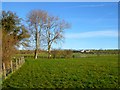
[2, 56, 25, 80]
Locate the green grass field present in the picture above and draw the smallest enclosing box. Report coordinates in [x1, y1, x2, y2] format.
[2, 55, 119, 88]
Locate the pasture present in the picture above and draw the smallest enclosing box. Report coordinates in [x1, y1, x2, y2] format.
[2, 54, 119, 88]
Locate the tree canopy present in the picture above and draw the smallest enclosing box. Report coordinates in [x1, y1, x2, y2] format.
[1, 11, 30, 68]
[27, 10, 70, 59]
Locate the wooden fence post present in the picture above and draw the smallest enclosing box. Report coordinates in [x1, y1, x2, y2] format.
[18, 58, 20, 67]
[16, 59, 18, 70]
[22, 57, 25, 64]
[2, 57, 25, 80]
[20, 58, 22, 65]
[20, 58, 22, 66]
[24, 58, 25, 63]
[3, 63, 6, 79]
[10, 60, 13, 73]
[21, 57, 22, 64]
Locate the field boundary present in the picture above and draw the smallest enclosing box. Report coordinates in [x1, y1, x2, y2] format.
[2, 56, 25, 81]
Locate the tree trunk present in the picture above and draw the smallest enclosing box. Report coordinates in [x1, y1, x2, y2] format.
[34, 49, 38, 59]
[48, 44, 51, 59]
[34, 28, 40, 59]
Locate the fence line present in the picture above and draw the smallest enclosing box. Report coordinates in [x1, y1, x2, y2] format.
[2, 56, 25, 80]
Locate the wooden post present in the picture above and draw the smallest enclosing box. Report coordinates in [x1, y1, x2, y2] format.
[20, 58, 22, 65]
[21, 58, 22, 64]
[18, 58, 19, 68]
[21, 57, 22, 64]
[21, 57, 23, 64]
[24, 58, 25, 63]
[10, 60, 13, 73]
[16, 59, 18, 70]
[18, 58, 20, 67]
[22, 57, 25, 64]
[3, 63, 6, 79]
[20, 58, 22, 67]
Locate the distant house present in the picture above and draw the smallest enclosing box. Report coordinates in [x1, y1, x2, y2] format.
[81, 50, 85, 53]
[80, 50, 90, 53]
[86, 50, 90, 53]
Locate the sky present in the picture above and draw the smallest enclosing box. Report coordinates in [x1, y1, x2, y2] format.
[2, 2, 118, 50]
[2, 0, 119, 2]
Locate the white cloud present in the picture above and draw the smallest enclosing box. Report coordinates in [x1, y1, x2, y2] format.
[65, 30, 118, 39]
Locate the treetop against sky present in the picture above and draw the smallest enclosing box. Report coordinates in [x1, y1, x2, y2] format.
[2, 2, 118, 49]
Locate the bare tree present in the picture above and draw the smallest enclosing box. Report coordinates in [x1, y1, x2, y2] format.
[27, 10, 47, 59]
[43, 15, 70, 58]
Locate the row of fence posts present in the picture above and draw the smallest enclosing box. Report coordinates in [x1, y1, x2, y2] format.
[2, 57, 25, 80]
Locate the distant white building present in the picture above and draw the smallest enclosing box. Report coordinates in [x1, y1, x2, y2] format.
[81, 50, 85, 53]
[80, 50, 90, 53]
[86, 50, 90, 53]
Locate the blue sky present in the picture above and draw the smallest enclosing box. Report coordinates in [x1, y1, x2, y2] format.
[2, 2, 118, 50]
